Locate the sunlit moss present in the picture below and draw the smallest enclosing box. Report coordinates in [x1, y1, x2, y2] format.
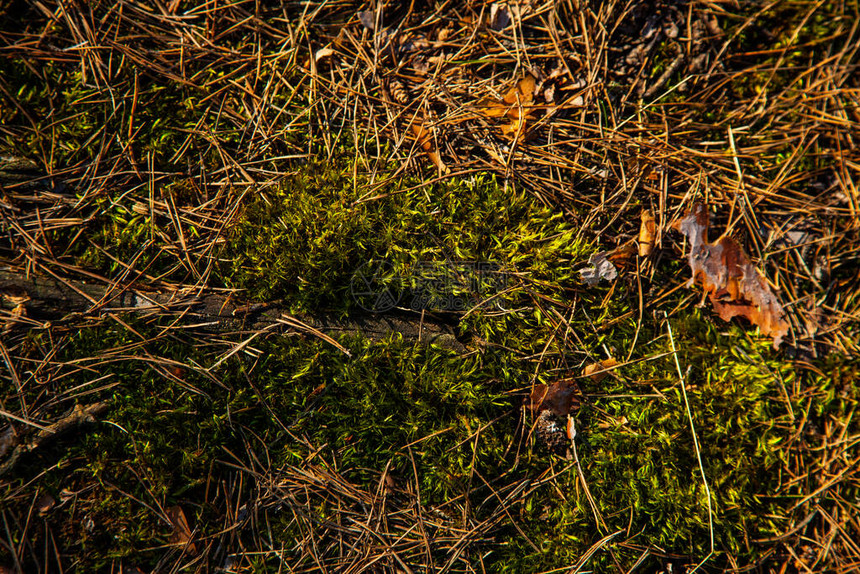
[222, 164, 588, 312]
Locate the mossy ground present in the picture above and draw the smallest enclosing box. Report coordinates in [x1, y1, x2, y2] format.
[2, 1, 859, 573]
[6, 302, 852, 572]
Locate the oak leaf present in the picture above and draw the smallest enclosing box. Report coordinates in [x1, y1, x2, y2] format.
[674, 203, 790, 348]
[528, 379, 580, 417]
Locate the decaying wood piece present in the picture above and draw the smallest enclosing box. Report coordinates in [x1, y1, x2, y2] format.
[0, 402, 110, 477]
[0, 156, 41, 184]
[0, 269, 467, 352]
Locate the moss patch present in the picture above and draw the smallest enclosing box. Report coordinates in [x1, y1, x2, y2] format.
[222, 166, 587, 312]
[3, 308, 857, 571]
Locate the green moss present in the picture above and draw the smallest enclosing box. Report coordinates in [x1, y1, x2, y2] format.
[222, 165, 588, 312]
[6, 278, 858, 572]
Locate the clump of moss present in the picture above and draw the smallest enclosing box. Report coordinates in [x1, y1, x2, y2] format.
[3, 318, 529, 571]
[222, 164, 588, 312]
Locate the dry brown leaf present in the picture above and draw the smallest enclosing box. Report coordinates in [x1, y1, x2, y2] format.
[167, 505, 198, 555]
[478, 75, 537, 140]
[503, 75, 536, 106]
[582, 358, 618, 382]
[674, 203, 790, 348]
[528, 379, 580, 416]
[607, 240, 638, 270]
[409, 112, 448, 174]
[639, 209, 656, 257]
[500, 75, 536, 138]
[36, 492, 56, 514]
[314, 47, 335, 63]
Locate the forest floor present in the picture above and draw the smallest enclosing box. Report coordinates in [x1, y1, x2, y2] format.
[1, 1, 859, 572]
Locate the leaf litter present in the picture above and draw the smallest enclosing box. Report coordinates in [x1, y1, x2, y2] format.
[166, 505, 198, 555]
[477, 74, 537, 140]
[578, 251, 618, 285]
[528, 378, 582, 452]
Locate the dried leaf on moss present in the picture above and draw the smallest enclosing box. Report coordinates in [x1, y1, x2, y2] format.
[167, 505, 197, 555]
[583, 358, 618, 382]
[674, 203, 790, 348]
[579, 251, 617, 285]
[529, 379, 580, 416]
[608, 240, 638, 270]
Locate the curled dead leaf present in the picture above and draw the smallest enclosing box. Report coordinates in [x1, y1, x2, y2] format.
[528, 379, 580, 417]
[579, 251, 617, 285]
[478, 75, 537, 140]
[314, 47, 335, 63]
[607, 240, 638, 270]
[505, 75, 536, 105]
[639, 209, 656, 257]
[409, 112, 449, 174]
[582, 358, 618, 382]
[36, 492, 56, 514]
[167, 505, 198, 555]
[674, 203, 790, 348]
